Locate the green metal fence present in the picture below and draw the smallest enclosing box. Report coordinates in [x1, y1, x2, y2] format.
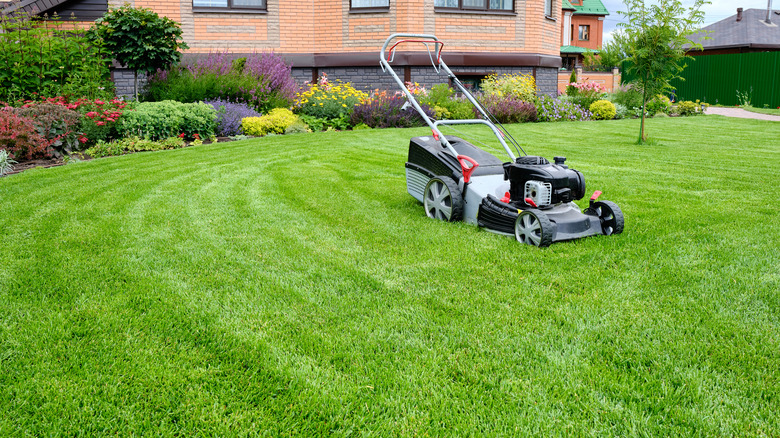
[623, 51, 780, 108]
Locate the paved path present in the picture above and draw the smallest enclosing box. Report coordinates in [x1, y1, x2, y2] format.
[705, 107, 780, 121]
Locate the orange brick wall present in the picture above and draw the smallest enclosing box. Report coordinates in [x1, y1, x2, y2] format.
[558, 69, 620, 93]
[566, 15, 603, 50]
[117, 0, 561, 57]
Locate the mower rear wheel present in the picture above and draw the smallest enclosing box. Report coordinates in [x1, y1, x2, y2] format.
[423, 176, 463, 222]
[592, 201, 624, 235]
[514, 209, 553, 247]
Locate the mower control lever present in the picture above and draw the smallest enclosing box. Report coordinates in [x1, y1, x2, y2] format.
[457, 155, 479, 184]
[589, 190, 602, 208]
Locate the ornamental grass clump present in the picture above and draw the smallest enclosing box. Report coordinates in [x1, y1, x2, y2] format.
[536, 96, 591, 122]
[350, 94, 434, 129]
[205, 99, 263, 137]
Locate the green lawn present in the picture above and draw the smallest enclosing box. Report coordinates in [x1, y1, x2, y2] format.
[1, 116, 778, 436]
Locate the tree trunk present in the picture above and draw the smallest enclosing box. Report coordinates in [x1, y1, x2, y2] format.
[639, 97, 646, 143]
[134, 70, 138, 101]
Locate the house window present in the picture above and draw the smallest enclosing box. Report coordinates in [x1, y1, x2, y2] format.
[434, 0, 513, 12]
[192, 0, 266, 10]
[351, 0, 390, 10]
[579, 25, 590, 41]
[544, 0, 553, 17]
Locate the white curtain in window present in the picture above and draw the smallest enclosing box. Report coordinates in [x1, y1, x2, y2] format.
[434, 0, 459, 7]
[489, 0, 512, 10]
[233, 0, 265, 6]
[352, 0, 389, 7]
[463, 0, 487, 7]
[193, 0, 228, 7]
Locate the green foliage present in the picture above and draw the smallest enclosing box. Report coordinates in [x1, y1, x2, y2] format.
[0, 149, 16, 176]
[673, 100, 706, 116]
[646, 95, 672, 115]
[118, 101, 216, 140]
[613, 103, 630, 119]
[419, 85, 475, 120]
[584, 33, 631, 72]
[589, 100, 617, 120]
[284, 120, 311, 135]
[85, 136, 185, 158]
[241, 108, 299, 136]
[0, 12, 113, 101]
[88, 6, 188, 97]
[618, 0, 709, 142]
[566, 70, 578, 95]
[480, 73, 537, 102]
[610, 85, 644, 111]
[736, 88, 753, 107]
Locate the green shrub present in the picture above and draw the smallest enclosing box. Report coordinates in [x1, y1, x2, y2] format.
[241, 108, 299, 136]
[85, 136, 186, 158]
[611, 85, 643, 111]
[647, 95, 672, 115]
[589, 100, 617, 120]
[284, 120, 310, 135]
[480, 73, 537, 102]
[118, 101, 216, 140]
[674, 100, 702, 116]
[613, 103, 630, 119]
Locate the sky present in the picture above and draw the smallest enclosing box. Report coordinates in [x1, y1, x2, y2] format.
[601, 0, 776, 42]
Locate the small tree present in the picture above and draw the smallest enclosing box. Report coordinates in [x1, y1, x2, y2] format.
[618, 0, 708, 143]
[88, 6, 188, 99]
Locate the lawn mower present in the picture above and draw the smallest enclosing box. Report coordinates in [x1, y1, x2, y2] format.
[380, 33, 624, 247]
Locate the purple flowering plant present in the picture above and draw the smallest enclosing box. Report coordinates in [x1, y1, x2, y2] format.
[536, 96, 592, 122]
[204, 99, 263, 136]
[350, 95, 434, 129]
[144, 51, 296, 113]
[477, 94, 537, 124]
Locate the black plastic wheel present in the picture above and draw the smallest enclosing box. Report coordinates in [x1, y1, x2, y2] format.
[514, 209, 553, 247]
[423, 176, 463, 222]
[592, 200, 624, 235]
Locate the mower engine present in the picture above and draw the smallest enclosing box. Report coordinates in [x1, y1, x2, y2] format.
[503, 156, 586, 208]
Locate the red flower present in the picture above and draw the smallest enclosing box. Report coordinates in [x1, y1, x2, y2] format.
[178, 133, 185, 138]
[96, 121, 105, 126]
[86, 111, 99, 118]
[193, 133, 200, 140]
[78, 136, 88, 143]
[95, 100, 104, 105]
[106, 118, 115, 122]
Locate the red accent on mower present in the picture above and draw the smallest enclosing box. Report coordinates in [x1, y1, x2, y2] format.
[457, 155, 479, 183]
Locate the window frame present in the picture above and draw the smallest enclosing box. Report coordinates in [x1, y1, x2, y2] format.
[192, 0, 267, 13]
[544, 0, 553, 18]
[434, 0, 515, 14]
[578, 24, 590, 41]
[349, 0, 390, 12]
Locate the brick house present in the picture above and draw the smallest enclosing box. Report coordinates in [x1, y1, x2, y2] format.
[2, 0, 565, 96]
[559, 0, 607, 70]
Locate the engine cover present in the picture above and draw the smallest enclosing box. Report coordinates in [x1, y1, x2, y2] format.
[503, 156, 585, 206]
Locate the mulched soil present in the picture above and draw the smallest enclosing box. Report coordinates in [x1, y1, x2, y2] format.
[3, 137, 238, 177]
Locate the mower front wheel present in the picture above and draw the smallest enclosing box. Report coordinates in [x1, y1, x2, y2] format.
[423, 176, 463, 222]
[514, 209, 553, 247]
[592, 201, 624, 235]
